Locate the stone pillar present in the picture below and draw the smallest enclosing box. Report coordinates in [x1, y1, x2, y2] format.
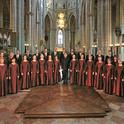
[116, 0, 120, 27]
[10, 0, 17, 32]
[32, 0, 36, 53]
[36, 1, 40, 49]
[97, 0, 104, 52]
[104, 0, 112, 54]
[120, 0, 124, 61]
[80, 3, 85, 48]
[28, 0, 33, 52]
[67, 27, 71, 51]
[39, 0, 44, 46]
[84, 0, 90, 52]
[17, 0, 25, 53]
[89, 0, 94, 49]
[120, 0, 124, 34]
[0, 0, 3, 28]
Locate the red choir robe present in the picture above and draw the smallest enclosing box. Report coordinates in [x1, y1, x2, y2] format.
[113, 65, 124, 96]
[0, 64, 7, 96]
[54, 60, 60, 83]
[85, 61, 94, 87]
[8, 63, 19, 94]
[69, 60, 77, 85]
[46, 60, 54, 85]
[77, 59, 85, 86]
[39, 59, 45, 85]
[20, 61, 30, 89]
[31, 60, 39, 87]
[104, 64, 114, 95]
[94, 62, 104, 89]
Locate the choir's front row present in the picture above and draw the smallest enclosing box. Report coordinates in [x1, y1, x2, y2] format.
[0, 53, 124, 98]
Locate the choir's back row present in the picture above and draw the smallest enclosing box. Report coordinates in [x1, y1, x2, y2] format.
[0, 48, 124, 97]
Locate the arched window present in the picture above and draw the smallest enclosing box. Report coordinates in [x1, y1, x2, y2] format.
[57, 29, 63, 45]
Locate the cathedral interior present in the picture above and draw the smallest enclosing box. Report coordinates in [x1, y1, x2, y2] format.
[0, 0, 124, 124]
[0, 0, 124, 58]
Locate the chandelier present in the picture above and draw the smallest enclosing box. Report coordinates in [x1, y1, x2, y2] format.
[57, 12, 66, 29]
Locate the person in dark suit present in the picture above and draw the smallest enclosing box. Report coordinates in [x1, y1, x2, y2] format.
[26, 50, 32, 63]
[14, 50, 22, 67]
[68, 48, 75, 62]
[60, 48, 66, 65]
[77, 47, 85, 60]
[105, 50, 114, 64]
[14, 50, 22, 79]
[95, 49, 104, 64]
[43, 48, 49, 62]
[51, 47, 59, 61]
[86, 50, 94, 62]
[35, 49, 40, 61]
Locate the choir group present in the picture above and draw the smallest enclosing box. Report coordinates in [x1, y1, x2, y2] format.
[0, 48, 124, 97]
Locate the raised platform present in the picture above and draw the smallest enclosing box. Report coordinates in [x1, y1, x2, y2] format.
[15, 85, 110, 118]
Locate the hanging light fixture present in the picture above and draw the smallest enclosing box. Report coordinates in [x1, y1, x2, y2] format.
[56, 12, 66, 29]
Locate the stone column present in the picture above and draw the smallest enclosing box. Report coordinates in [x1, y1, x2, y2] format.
[80, 2, 85, 48]
[10, 0, 17, 32]
[89, 0, 94, 49]
[30, 0, 37, 53]
[120, 0, 124, 34]
[31, 0, 35, 53]
[104, 0, 112, 54]
[120, 0, 124, 61]
[28, 0, 33, 52]
[67, 27, 70, 51]
[97, 0, 101, 48]
[84, 0, 90, 51]
[116, 0, 120, 27]
[36, 1, 40, 49]
[0, 0, 3, 28]
[97, 0, 104, 52]
[17, 0, 25, 53]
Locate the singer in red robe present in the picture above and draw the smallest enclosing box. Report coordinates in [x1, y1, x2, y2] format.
[54, 55, 60, 84]
[77, 54, 85, 86]
[104, 58, 114, 95]
[113, 59, 124, 96]
[0, 59, 7, 96]
[31, 55, 39, 87]
[20, 55, 30, 89]
[46, 55, 54, 85]
[69, 54, 77, 85]
[8, 57, 19, 94]
[85, 55, 94, 87]
[39, 54, 46, 85]
[94, 56, 104, 89]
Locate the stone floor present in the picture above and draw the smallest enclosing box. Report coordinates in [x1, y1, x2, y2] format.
[0, 89, 124, 124]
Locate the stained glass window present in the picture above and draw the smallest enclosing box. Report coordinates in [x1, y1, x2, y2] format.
[57, 29, 63, 45]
